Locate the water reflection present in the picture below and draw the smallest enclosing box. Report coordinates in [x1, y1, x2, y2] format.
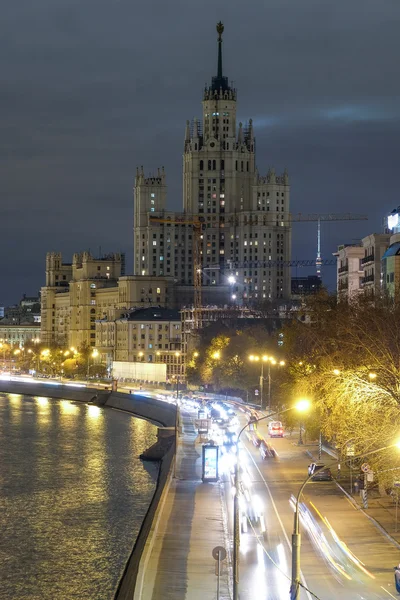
[0, 393, 158, 599]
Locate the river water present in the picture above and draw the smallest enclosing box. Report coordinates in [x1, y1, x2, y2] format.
[0, 393, 159, 599]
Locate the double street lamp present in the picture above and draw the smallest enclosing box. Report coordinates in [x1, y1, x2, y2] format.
[233, 398, 311, 600]
[248, 354, 285, 411]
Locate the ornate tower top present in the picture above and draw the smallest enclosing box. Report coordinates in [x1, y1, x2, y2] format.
[203, 22, 235, 100]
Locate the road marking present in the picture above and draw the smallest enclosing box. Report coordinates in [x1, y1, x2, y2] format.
[345, 496, 357, 511]
[245, 444, 313, 600]
[381, 586, 397, 598]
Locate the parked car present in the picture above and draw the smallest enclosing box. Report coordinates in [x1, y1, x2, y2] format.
[268, 421, 284, 438]
[308, 462, 333, 481]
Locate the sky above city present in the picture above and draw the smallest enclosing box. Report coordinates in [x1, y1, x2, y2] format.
[2, 0, 400, 304]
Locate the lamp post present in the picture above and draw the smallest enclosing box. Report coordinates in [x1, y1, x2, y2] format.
[233, 399, 310, 600]
[248, 355, 285, 411]
[87, 349, 99, 381]
[290, 439, 400, 600]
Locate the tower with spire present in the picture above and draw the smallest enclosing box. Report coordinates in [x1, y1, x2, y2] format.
[134, 23, 291, 303]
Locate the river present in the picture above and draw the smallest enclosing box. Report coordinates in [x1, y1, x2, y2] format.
[0, 393, 159, 599]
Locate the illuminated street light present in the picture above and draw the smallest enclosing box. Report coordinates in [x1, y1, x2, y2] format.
[175, 351, 180, 357]
[228, 275, 236, 284]
[333, 369, 341, 375]
[369, 372, 377, 380]
[212, 351, 220, 360]
[14, 349, 21, 356]
[248, 353, 285, 410]
[193, 352, 199, 358]
[231, 294, 237, 300]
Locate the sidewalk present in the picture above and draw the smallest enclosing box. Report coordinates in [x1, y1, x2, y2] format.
[138, 410, 231, 600]
[306, 441, 400, 550]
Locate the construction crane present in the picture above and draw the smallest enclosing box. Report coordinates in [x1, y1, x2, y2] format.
[203, 259, 337, 270]
[226, 212, 368, 278]
[290, 213, 368, 277]
[149, 216, 206, 329]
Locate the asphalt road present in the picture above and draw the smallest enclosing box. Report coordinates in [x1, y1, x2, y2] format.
[222, 419, 400, 600]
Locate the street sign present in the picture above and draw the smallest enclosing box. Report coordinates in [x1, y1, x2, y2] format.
[212, 546, 227, 561]
[361, 463, 371, 473]
[346, 444, 355, 457]
[367, 472, 374, 482]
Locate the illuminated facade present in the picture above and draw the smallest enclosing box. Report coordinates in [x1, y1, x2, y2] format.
[134, 23, 291, 303]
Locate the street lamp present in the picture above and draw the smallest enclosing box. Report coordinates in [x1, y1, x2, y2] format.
[290, 438, 400, 600]
[233, 399, 311, 600]
[87, 349, 99, 380]
[248, 354, 285, 411]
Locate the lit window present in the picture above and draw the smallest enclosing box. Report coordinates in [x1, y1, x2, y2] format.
[150, 207, 155, 212]
[91, 300, 96, 305]
[151, 193, 155, 198]
[156, 287, 161, 293]
[160, 256, 164, 261]
[142, 256, 145, 261]
[90, 283, 96, 289]
[153, 241, 157, 246]
[244, 241, 247, 246]
[106, 266, 110, 270]
[151, 199, 155, 205]
[141, 270, 145, 275]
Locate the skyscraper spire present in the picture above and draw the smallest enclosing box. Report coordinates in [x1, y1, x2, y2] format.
[209, 22, 230, 93]
[217, 21, 224, 79]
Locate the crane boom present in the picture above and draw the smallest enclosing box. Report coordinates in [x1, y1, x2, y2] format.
[203, 259, 336, 270]
[289, 213, 368, 222]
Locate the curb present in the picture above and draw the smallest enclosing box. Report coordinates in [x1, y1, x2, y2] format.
[333, 479, 400, 551]
[307, 447, 400, 551]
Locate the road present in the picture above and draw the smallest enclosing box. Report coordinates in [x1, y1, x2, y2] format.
[222, 418, 400, 600]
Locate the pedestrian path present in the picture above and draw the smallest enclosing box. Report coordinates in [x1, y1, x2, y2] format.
[138, 410, 230, 600]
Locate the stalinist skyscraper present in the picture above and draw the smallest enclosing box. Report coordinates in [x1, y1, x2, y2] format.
[134, 23, 291, 303]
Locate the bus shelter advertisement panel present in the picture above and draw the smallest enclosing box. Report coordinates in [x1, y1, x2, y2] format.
[202, 445, 219, 482]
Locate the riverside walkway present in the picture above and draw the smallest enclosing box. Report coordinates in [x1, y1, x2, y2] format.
[137, 410, 231, 600]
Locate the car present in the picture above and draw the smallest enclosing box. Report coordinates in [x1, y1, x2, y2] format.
[259, 440, 277, 459]
[308, 462, 333, 481]
[268, 421, 284, 438]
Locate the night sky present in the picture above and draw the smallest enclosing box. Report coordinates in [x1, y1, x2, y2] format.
[2, 0, 400, 305]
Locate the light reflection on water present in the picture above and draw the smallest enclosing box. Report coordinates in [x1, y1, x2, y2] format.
[0, 393, 159, 599]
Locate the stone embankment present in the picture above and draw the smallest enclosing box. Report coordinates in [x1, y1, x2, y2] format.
[0, 380, 176, 427]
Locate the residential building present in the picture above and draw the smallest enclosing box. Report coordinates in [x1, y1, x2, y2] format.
[41, 252, 175, 348]
[360, 233, 390, 295]
[333, 244, 364, 300]
[96, 307, 183, 380]
[133, 23, 291, 304]
[382, 207, 400, 298]
[0, 324, 41, 347]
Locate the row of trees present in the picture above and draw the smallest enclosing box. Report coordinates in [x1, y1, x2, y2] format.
[187, 292, 400, 492]
[0, 342, 107, 379]
[281, 292, 400, 491]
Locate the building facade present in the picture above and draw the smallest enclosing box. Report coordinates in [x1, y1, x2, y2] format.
[96, 307, 183, 380]
[333, 244, 364, 300]
[41, 252, 175, 348]
[360, 233, 390, 295]
[134, 23, 291, 304]
[0, 324, 41, 347]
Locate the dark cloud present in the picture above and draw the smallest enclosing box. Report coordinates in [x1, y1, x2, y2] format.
[1, 0, 400, 303]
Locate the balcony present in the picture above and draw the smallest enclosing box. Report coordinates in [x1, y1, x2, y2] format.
[362, 274, 375, 284]
[338, 265, 348, 274]
[361, 254, 375, 265]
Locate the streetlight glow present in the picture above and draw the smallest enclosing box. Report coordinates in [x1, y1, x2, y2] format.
[228, 275, 236, 284]
[212, 351, 220, 359]
[369, 372, 377, 380]
[294, 399, 311, 413]
[333, 369, 341, 375]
